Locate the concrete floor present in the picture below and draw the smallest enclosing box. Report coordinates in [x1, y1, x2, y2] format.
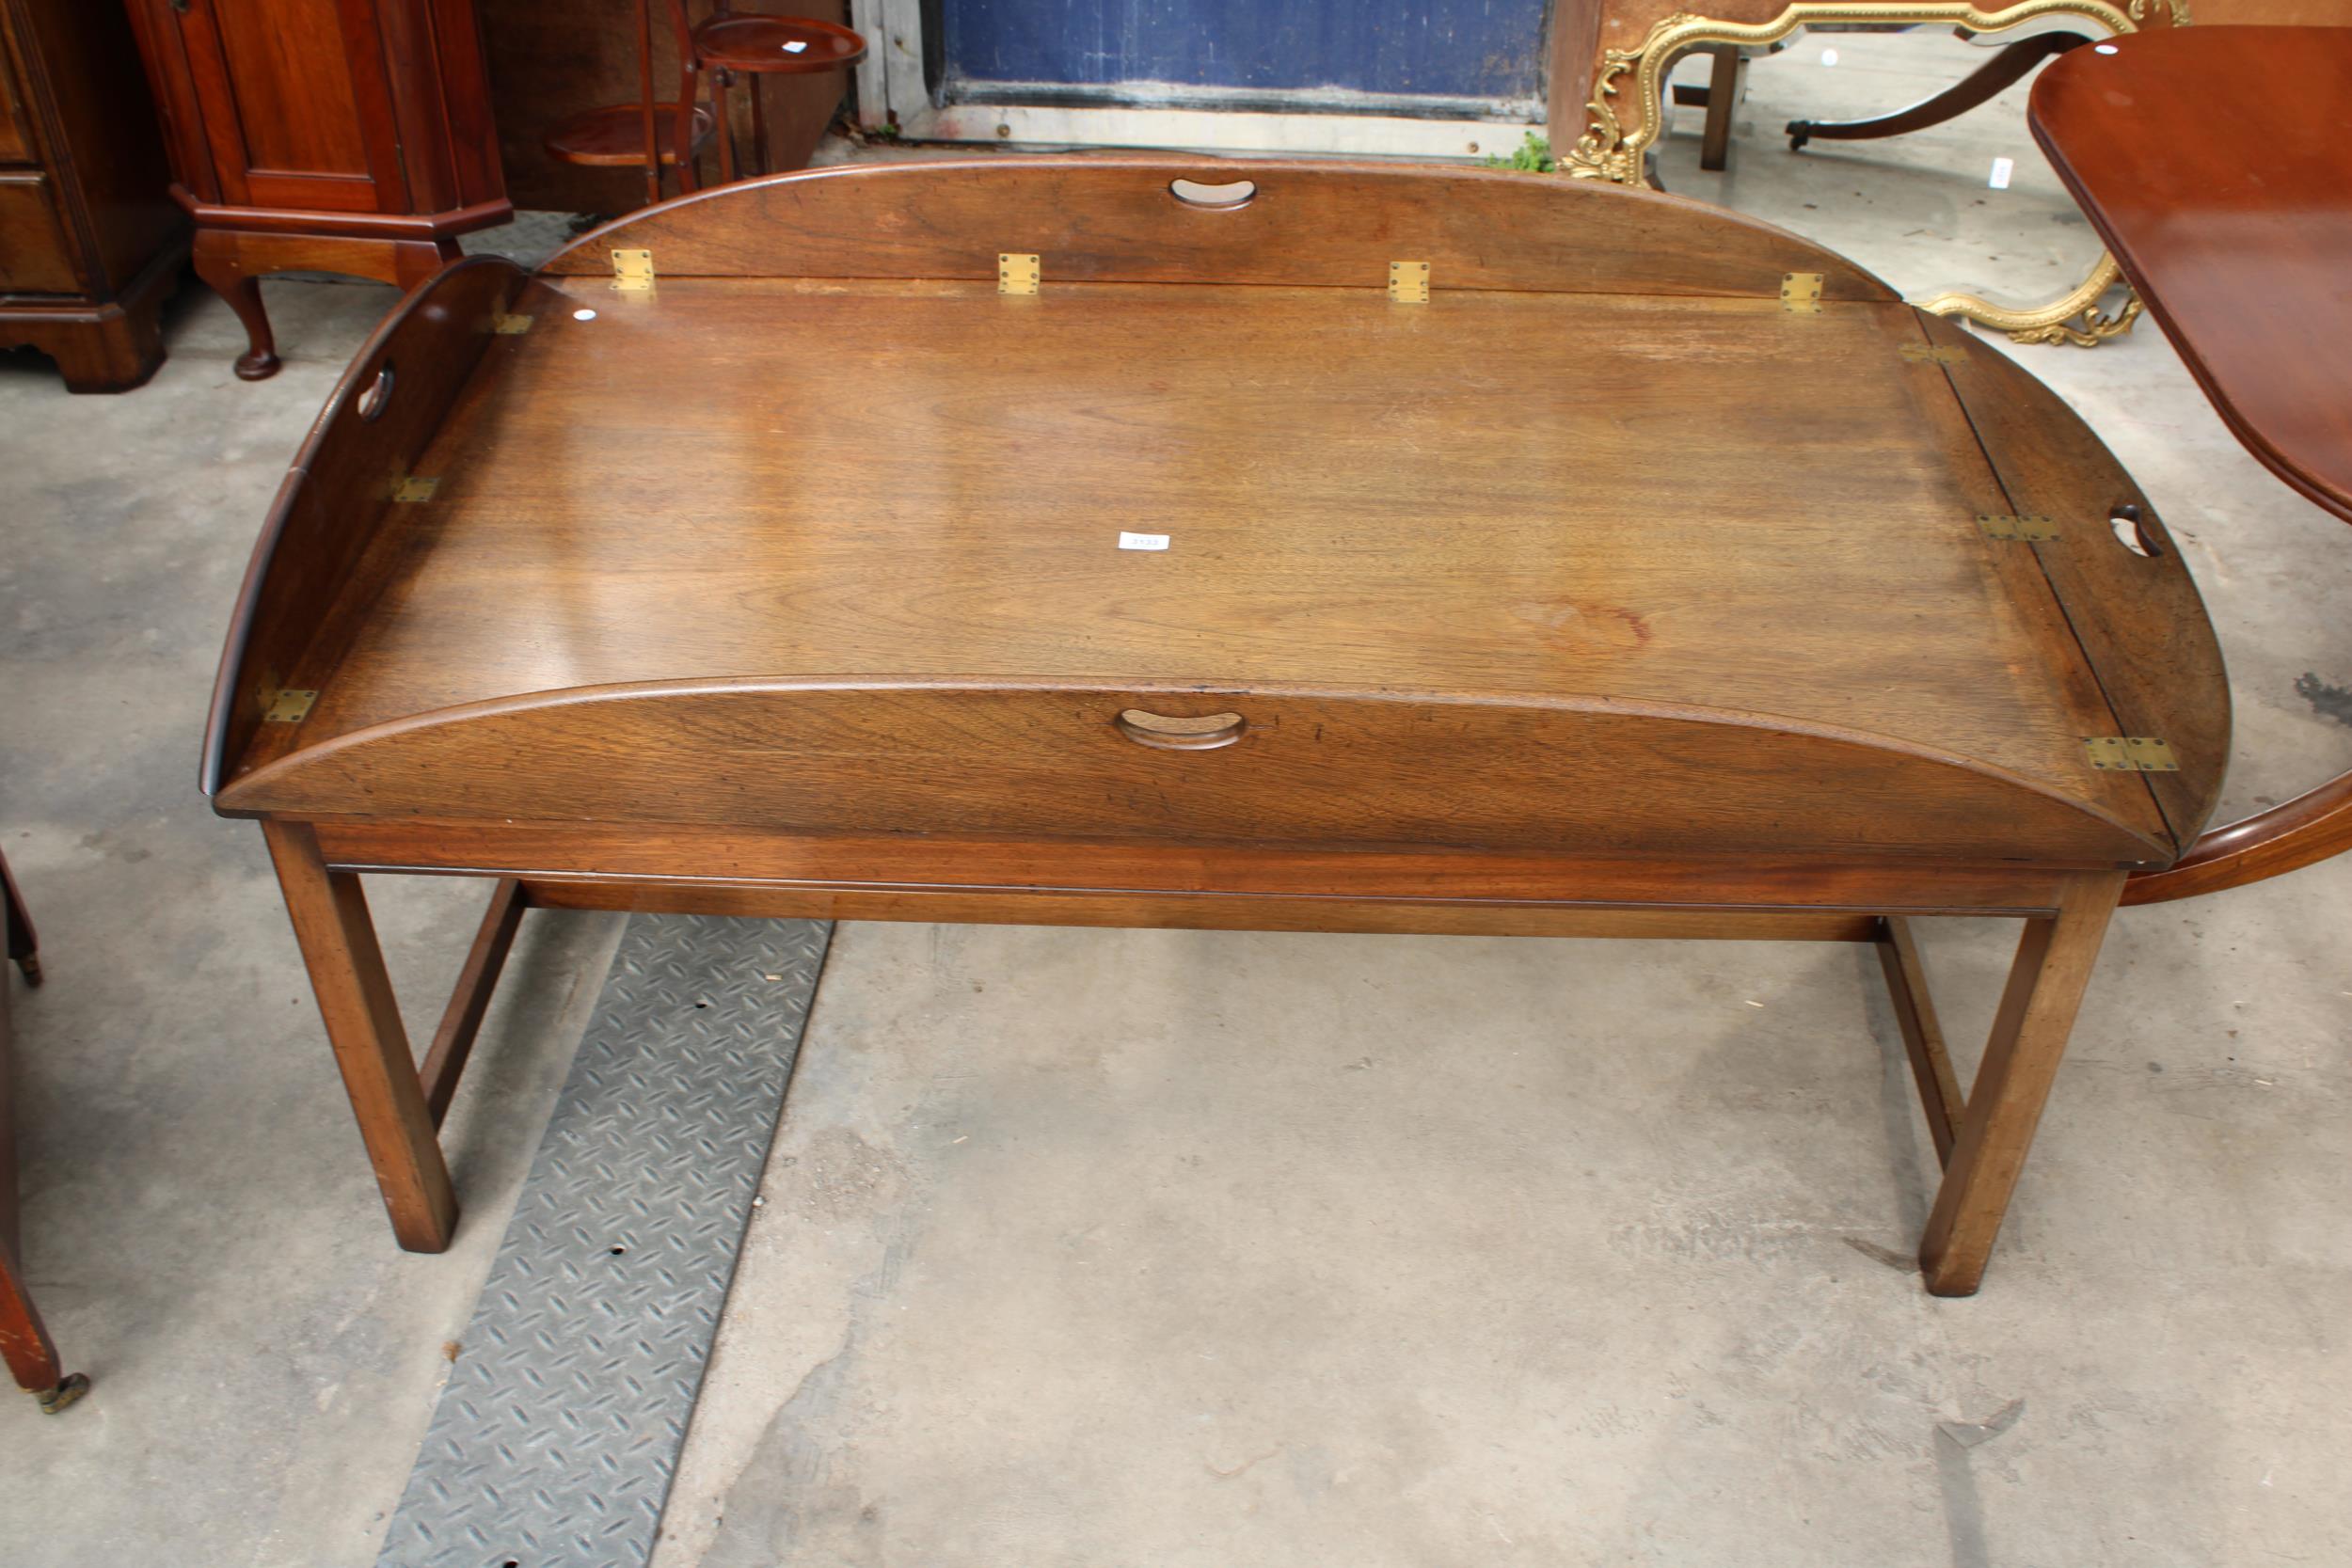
[3, 29, 2348, 1567]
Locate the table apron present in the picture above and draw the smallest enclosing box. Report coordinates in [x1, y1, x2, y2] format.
[302, 819, 2093, 928]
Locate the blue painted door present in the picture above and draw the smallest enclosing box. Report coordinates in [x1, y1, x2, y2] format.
[936, 0, 1549, 117]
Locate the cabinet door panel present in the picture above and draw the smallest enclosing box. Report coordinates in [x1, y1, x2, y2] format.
[214, 0, 371, 173]
[0, 40, 35, 165]
[174, 0, 407, 214]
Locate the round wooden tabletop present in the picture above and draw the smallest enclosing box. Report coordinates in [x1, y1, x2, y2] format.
[692, 14, 866, 73]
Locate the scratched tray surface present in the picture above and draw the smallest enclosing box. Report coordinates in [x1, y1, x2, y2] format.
[300, 281, 2106, 784]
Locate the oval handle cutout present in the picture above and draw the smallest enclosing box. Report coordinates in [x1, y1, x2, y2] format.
[1116, 708, 1246, 751]
[1168, 178, 1257, 211]
[356, 364, 395, 422]
[2108, 503, 2159, 557]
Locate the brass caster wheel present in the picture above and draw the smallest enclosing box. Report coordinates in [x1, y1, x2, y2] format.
[36, 1372, 89, 1414]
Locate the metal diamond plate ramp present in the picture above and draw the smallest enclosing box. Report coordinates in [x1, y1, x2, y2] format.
[378, 914, 832, 1568]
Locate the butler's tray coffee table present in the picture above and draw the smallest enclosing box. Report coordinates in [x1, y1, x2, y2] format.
[206, 159, 2261, 1296]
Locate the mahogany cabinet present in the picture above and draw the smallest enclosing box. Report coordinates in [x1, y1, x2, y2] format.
[122, 0, 511, 380]
[0, 0, 185, 392]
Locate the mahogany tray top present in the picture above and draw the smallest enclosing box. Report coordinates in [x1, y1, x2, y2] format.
[2031, 24, 2352, 523]
[205, 161, 2255, 1296]
[205, 159, 2227, 871]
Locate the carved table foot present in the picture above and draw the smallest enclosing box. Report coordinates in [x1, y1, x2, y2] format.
[1919, 251, 2144, 347]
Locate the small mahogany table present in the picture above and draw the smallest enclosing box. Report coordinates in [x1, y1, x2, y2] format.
[208, 160, 2258, 1295]
[2031, 24, 2352, 898]
[2032, 25, 2352, 521]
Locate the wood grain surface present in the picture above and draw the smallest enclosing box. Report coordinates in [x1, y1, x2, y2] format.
[1918, 309, 2230, 849]
[537, 157, 1900, 299]
[221, 680, 2167, 862]
[208, 161, 2230, 875]
[511, 879, 1891, 942]
[200, 256, 526, 797]
[306, 818, 2084, 911]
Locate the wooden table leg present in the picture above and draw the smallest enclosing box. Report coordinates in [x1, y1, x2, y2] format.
[712, 69, 739, 183]
[1918, 872, 2124, 1296]
[1700, 46, 1741, 171]
[262, 820, 456, 1253]
[2, 856, 85, 1412]
[1787, 33, 2080, 151]
[2, 852, 40, 986]
[0, 1248, 76, 1411]
[1875, 916, 1962, 1165]
[420, 879, 528, 1129]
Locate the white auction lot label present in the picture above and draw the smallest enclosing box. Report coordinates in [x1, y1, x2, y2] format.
[1119, 532, 1171, 551]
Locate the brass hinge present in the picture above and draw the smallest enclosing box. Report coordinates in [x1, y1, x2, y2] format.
[390, 475, 439, 503]
[1780, 272, 1823, 313]
[1900, 342, 1967, 364]
[997, 252, 1040, 294]
[1978, 513, 2058, 541]
[2084, 736, 2178, 772]
[489, 310, 533, 334]
[262, 688, 317, 723]
[611, 247, 655, 292]
[1388, 261, 1431, 304]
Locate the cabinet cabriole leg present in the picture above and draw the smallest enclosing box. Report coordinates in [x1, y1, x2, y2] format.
[194, 232, 280, 381]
